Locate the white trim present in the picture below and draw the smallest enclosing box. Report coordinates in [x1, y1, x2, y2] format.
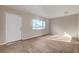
[0, 42, 7, 45]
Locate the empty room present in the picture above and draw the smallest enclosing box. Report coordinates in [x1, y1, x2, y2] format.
[0, 5, 79, 53]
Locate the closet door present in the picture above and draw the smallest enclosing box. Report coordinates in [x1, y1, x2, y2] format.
[6, 13, 22, 43]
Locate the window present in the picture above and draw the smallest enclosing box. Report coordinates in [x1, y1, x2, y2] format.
[32, 19, 45, 30]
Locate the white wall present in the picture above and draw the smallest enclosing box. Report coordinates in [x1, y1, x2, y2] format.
[22, 14, 49, 39]
[50, 14, 78, 38]
[78, 14, 79, 39]
[0, 6, 49, 44]
[0, 6, 6, 45]
[0, 9, 5, 44]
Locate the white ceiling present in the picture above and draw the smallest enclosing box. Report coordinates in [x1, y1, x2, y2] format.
[5, 5, 79, 19]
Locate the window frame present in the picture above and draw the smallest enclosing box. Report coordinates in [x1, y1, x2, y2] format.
[32, 19, 46, 30]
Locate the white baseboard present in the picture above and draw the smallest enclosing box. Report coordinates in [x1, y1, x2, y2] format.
[0, 42, 7, 45]
[0, 34, 48, 45]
